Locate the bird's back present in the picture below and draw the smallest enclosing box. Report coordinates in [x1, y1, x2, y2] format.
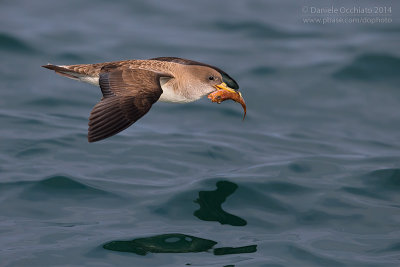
[42, 60, 176, 86]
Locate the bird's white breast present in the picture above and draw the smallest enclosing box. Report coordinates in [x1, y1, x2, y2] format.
[158, 77, 192, 103]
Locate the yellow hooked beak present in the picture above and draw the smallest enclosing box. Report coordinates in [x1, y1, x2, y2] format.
[215, 82, 237, 94]
[210, 82, 246, 120]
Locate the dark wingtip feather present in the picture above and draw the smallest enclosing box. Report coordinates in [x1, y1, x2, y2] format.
[41, 64, 81, 79]
[87, 96, 147, 143]
[42, 64, 56, 70]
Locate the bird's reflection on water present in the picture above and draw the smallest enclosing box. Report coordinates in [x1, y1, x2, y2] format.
[194, 180, 247, 226]
[103, 180, 256, 256]
[213, 245, 257, 255]
[103, 233, 217, 255]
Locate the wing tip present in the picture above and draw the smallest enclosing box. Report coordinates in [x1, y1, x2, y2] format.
[42, 64, 56, 70]
[87, 97, 136, 143]
[87, 135, 100, 143]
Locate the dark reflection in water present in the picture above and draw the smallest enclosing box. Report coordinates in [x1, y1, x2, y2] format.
[194, 181, 247, 226]
[103, 233, 217, 255]
[213, 245, 257, 255]
[103, 233, 257, 256]
[103, 181, 256, 256]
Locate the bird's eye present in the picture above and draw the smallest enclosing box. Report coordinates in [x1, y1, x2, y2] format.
[208, 76, 214, 81]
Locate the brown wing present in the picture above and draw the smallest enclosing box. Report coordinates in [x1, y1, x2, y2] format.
[88, 66, 172, 142]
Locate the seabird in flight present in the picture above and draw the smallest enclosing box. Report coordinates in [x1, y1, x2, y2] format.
[42, 57, 245, 142]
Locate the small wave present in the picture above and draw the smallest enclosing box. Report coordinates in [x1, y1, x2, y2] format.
[0, 33, 35, 53]
[362, 168, 400, 191]
[236, 183, 292, 213]
[288, 162, 312, 173]
[259, 181, 311, 194]
[341, 168, 400, 201]
[15, 147, 49, 158]
[36, 175, 95, 190]
[321, 197, 358, 209]
[189, 145, 236, 161]
[296, 209, 363, 225]
[20, 175, 116, 201]
[55, 52, 87, 62]
[378, 242, 400, 253]
[286, 244, 343, 266]
[25, 97, 89, 108]
[248, 66, 276, 76]
[333, 53, 400, 82]
[341, 186, 386, 200]
[0, 110, 47, 127]
[213, 21, 318, 39]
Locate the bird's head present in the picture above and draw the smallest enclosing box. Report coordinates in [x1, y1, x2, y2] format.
[187, 65, 240, 98]
[165, 59, 246, 119]
[193, 66, 246, 119]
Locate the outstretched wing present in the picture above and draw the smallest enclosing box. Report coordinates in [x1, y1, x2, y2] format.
[88, 65, 172, 142]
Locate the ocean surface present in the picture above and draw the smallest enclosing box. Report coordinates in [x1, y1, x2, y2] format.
[1, 0, 400, 266]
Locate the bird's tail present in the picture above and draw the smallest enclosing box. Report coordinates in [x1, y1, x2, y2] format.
[42, 64, 84, 80]
[42, 64, 100, 85]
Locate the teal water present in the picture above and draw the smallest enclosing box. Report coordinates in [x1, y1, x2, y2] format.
[1, 0, 400, 266]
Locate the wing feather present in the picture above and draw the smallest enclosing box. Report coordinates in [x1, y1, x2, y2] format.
[88, 66, 171, 142]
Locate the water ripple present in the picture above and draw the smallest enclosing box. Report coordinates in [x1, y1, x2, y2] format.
[333, 53, 400, 82]
[213, 21, 319, 39]
[0, 33, 35, 53]
[19, 175, 119, 201]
